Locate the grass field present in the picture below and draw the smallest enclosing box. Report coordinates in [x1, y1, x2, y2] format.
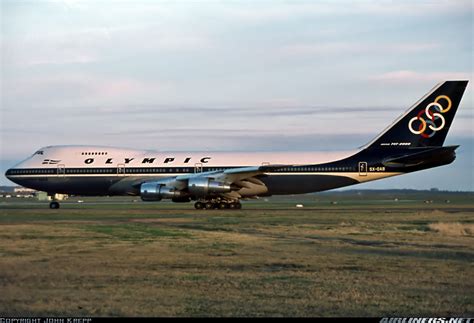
[0, 193, 473, 317]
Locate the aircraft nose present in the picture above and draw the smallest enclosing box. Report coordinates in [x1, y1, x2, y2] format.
[5, 168, 21, 185]
[5, 168, 13, 180]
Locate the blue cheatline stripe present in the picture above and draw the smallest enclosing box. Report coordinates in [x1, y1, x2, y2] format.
[6, 165, 359, 176]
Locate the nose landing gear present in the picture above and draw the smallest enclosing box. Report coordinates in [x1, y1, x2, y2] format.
[48, 193, 64, 209]
[49, 201, 60, 209]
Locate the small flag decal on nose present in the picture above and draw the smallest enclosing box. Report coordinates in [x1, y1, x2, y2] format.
[42, 159, 61, 165]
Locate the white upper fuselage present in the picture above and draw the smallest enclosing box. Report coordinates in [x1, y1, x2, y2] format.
[16, 145, 356, 169]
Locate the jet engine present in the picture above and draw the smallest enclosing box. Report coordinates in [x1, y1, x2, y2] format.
[140, 182, 185, 201]
[188, 177, 233, 196]
[140, 178, 234, 201]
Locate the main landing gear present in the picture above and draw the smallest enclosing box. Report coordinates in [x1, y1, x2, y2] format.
[194, 199, 242, 210]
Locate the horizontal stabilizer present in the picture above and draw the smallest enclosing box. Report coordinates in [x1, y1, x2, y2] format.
[383, 146, 458, 167]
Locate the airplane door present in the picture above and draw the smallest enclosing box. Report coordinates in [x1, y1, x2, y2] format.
[358, 162, 367, 176]
[194, 163, 203, 173]
[117, 164, 126, 176]
[57, 164, 65, 176]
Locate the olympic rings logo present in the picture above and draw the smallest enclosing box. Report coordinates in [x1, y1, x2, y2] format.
[408, 95, 452, 138]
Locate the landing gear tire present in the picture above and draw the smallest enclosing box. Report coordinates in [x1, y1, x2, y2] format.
[229, 202, 242, 210]
[49, 201, 60, 209]
[196, 200, 241, 210]
[194, 201, 204, 210]
[218, 202, 228, 209]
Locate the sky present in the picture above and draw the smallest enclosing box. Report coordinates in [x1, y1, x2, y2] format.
[0, 0, 473, 190]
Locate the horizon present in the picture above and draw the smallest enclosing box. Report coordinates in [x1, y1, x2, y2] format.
[1, 183, 472, 193]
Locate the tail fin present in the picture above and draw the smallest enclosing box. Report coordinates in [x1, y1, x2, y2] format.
[365, 80, 468, 149]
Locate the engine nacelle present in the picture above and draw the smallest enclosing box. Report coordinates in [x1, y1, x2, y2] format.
[140, 182, 184, 201]
[188, 177, 232, 196]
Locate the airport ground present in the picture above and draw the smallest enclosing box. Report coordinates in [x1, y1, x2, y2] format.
[0, 191, 473, 317]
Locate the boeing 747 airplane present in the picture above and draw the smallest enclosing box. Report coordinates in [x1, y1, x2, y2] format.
[5, 80, 469, 209]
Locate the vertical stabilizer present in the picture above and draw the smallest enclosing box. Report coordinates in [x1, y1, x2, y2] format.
[365, 80, 468, 149]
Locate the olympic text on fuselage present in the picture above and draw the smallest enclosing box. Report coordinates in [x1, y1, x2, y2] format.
[82, 157, 212, 165]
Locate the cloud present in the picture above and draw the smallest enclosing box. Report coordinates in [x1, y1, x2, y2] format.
[350, 0, 471, 16]
[280, 42, 441, 57]
[2, 73, 172, 107]
[219, 0, 471, 22]
[369, 70, 471, 83]
[4, 23, 213, 68]
[4, 30, 103, 67]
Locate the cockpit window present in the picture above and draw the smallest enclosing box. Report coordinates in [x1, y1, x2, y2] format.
[35, 150, 44, 155]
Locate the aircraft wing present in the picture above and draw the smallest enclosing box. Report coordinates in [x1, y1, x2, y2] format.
[132, 164, 290, 200]
[176, 165, 286, 182]
[166, 164, 289, 199]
